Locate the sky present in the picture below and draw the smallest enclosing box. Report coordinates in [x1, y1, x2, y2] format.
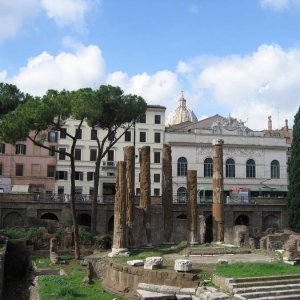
[1, 0, 300, 130]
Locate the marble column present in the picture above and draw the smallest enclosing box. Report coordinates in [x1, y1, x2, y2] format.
[162, 144, 173, 243]
[187, 170, 199, 244]
[139, 146, 151, 246]
[124, 146, 135, 247]
[212, 139, 224, 242]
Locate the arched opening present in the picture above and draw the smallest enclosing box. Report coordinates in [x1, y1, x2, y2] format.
[40, 213, 59, 222]
[235, 214, 250, 226]
[108, 216, 114, 234]
[3, 212, 24, 227]
[176, 214, 187, 220]
[263, 214, 279, 231]
[77, 213, 91, 227]
[177, 157, 187, 176]
[205, 215, 213, 243]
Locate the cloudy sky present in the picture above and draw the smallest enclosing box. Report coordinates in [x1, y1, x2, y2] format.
[1, 0, 300, 130]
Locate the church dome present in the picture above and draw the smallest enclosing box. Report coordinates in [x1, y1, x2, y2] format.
[167, 93, 198, 126]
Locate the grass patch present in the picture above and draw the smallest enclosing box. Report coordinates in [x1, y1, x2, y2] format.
[216, 262, 300, 278]
[38, 261, 123, 300]
[115, 241, 187, 263]
[32, 256, 59, 269]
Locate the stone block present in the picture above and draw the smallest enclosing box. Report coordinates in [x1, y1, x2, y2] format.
[127, 260, 144, 266]
[217, 259, 228, 265]
[144, 256, 163, 270]
[174, 259, 192, 272]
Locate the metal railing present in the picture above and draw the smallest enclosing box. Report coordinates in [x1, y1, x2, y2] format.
[33, 193, 115, 203]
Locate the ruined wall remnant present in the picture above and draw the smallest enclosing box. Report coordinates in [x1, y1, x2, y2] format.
[162, 144, 173, 243]
[212, 139, 224, 242]
[124, 146, 135, 247]
[139, 146, 151, 246]
[187, 170, 199, 244]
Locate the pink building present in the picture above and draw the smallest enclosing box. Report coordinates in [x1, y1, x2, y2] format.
[0, 131, 57, 195]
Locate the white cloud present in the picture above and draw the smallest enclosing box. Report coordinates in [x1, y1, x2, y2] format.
[0, 70, 7, 81]
[41, 0, 93, 31]
[179, 44, 300, 130]
[260, 0, 300, 10]
[107, 70, 180, 108]
[0, 0, 40, 42]
[10, 44, 105, 95]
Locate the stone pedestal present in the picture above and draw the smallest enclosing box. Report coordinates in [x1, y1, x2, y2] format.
[212, 139, 224, 242]
[174, 259, 192, 272]
[124, 146, 135, 247]
[187, 170, 199, 244]
[162, 144, 173, 243]
[110, 161, 128, 256]
[144, 256, 163, 270]
[139, 146, 151, 246]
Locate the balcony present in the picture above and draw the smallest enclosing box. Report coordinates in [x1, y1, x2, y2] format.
[102, 161, 116, 168]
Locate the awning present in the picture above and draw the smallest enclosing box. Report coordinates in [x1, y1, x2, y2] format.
[12, 185, 29, 192]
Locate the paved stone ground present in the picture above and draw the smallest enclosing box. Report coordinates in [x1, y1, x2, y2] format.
[165, 252, 273, 264]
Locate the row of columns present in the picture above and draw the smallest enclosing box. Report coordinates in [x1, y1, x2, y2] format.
[110, 139, 225, 255]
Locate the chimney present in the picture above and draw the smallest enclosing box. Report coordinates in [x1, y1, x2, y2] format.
[268, 116, 272, 131]
[285, 119, 288, 131]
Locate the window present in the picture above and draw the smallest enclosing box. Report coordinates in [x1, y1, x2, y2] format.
[75, 171, 83, 181]
[154, 152, 161, 163]
[154, 132, 161, 143]
[87, 172, 94, 181]
[154, 188, 160, 196]
[107, 150, 114, 162]
[271, 160, 280, 179]
[136, 188, 140, 195]
[140, 131, 146, 142]
[204, 158, 213, 177]
[16, 144, 26, 155]
[154, 115, 161, 124]
[177, 157, 187, 176]
[0, 143, 5, 154]
[59, 148, 66, 160]
[177, 187, 187, 203]
[90, 149, 97, 161]
[49, 146, 55, 156]
[48, 131, 57, 142]
[57, 186, 64, 194]
[125, 131, 131, 142]
[60, 128, 67, 139]
[47, 165, 56, 177]
[0, 163, 2, 175]
[16, 164, 23, 176]
[75, 149, 81, 161]
[154, 173, 160, 183]
[56, 171, 68, 180]
[226, 158, 235, 178]
[246, 159, 256, 178]
[91, 129, 97, 140]
[76, 129, 82, 139]
[138, 114, 146, 123]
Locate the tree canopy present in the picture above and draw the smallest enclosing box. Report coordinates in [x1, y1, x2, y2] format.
[288, 106, 300, 232]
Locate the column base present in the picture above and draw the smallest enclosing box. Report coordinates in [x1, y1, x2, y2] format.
[108, 248, 129, 257]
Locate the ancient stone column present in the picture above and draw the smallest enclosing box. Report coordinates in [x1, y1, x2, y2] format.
[187, 170, 199, 244]
[139, 146, 151, 246]
[109, 161, 128, 257]
[212, 139, 224, 242]
[124, 146, 135, 247]
[162, 144, 173, 243]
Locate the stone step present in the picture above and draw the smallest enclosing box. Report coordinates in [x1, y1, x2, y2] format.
[236, 288, 300, 299]
[233, 283, 300, 294]
[232, 274, 300, 283]
[231, 278, 300, 289]
[234, 294, 300, 300]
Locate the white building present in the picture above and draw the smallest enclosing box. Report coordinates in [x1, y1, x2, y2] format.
[55, 105, 166, 200]
[55, 95, 291, 203]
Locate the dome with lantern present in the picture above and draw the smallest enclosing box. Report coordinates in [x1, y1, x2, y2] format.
[166, 92, 198, 126]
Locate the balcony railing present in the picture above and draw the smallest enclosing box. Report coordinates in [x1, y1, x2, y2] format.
[34, 193, 115, 203]
[102, 161, 116, 167]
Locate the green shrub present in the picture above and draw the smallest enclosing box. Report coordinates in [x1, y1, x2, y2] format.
[4, 228, 26, 239]
[79, 229, 94, 245]
[94, 234, 112, 249]
[26, 227, 43, 241]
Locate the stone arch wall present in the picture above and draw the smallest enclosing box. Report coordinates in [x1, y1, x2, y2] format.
[40, 212, 59, 222]
[77, 213, 91, 227]
[234, 214, 250, 226]
[2, 211, 24, 227]
[262, 214, 279, 231]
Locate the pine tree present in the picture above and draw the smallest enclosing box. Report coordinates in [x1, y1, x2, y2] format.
[288, 106, 300, 231]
